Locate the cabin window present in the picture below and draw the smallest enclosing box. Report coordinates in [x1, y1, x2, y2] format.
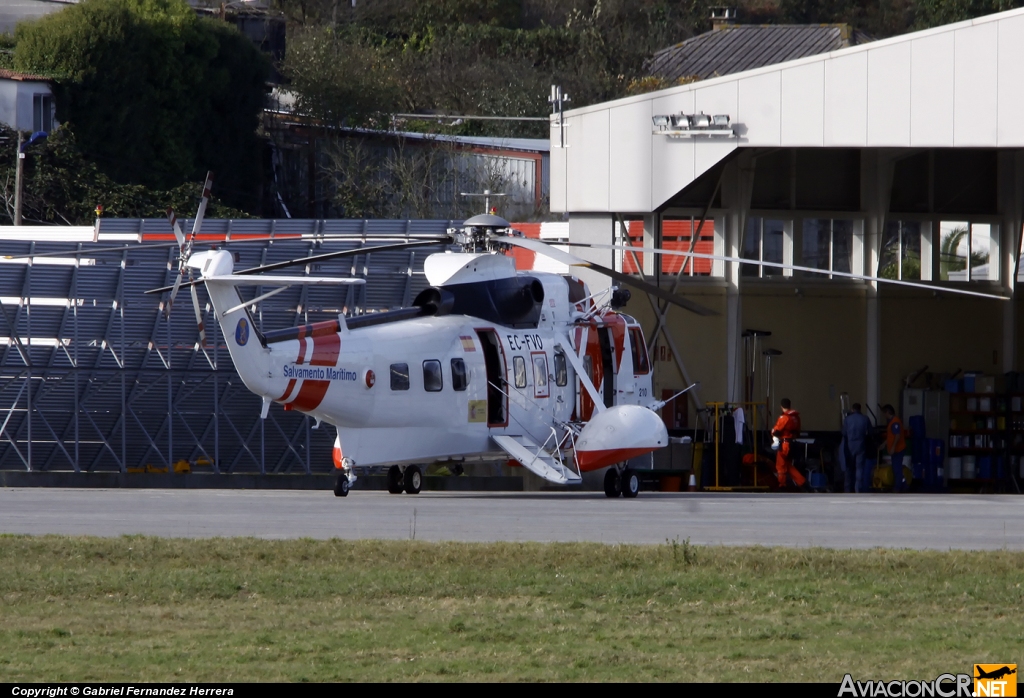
[390, 363, 409, 390]
[629, 328, 650, 374]
[423, 360, 443, 392]
[451, 358, 468, 391]
[532, 353, 549, 398]
[554, 351, 568, 387]
[513, 356, 527, 389]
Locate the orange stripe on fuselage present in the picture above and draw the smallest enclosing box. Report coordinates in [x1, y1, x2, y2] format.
[577, 446, 657, 471]
[310, 333, 340, 366]
[276, 378, 297, 403]
[289, 379, 331, 411]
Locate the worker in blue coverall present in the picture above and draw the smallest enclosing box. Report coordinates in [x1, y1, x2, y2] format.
[842, 403, 872, 493]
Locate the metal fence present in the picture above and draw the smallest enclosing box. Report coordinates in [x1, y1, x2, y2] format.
[0, 218, 455, 473]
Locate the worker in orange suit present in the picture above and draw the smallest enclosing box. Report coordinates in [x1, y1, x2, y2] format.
[771, 397, 807, 490]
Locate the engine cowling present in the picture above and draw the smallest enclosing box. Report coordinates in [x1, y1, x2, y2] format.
[575, 404, 668, 471]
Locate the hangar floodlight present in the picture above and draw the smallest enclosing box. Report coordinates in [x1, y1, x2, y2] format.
[651, 111, 735, 138]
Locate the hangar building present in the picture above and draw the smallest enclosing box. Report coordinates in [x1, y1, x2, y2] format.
[550, 7, 1024, 449]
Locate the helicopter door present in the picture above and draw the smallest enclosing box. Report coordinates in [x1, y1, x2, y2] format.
[476, 329, 507, 427]
[597, 327, 615, 408]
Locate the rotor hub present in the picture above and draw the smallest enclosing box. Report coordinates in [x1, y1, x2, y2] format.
[448, 213, 521, 254]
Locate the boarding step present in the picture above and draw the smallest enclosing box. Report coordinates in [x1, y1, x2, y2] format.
[491, 434, 582, 485]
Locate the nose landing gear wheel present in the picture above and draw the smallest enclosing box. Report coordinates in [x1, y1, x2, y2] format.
[387, 465, 404, 494]
[404, 464, 422, 494]
[333, 473, 350, 497]
[621, 468, 640, 498]
[603, 467, 622, 498]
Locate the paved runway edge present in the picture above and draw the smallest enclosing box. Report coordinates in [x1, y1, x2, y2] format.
[0, 489, 1022, 550]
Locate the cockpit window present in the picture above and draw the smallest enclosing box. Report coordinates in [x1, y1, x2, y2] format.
[629, 328, 650, 374]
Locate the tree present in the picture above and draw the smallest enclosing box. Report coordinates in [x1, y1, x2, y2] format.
[13, 0, 271, 212]
[0, 124, 247, 225]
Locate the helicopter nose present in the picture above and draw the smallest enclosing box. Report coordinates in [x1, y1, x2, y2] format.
[575, 405, 668, 471]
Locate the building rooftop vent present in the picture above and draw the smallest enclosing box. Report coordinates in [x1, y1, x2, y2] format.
[710, 6, 737, 30]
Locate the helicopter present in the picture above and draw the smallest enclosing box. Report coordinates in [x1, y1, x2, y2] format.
[160, 206, 707, 499]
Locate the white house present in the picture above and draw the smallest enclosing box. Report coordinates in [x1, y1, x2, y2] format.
[0, 68, 55, 133]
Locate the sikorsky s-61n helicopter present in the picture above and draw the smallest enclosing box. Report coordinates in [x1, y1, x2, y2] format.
[135, 177, 1006, 499]
[157, 219, 700, 498]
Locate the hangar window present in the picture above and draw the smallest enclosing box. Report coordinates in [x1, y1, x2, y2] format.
[513, 356, 527, 389]
[879, 221, 921, 281]
[451, 358, 468, 391]
[619, 217, 715, 277]
[940, 222, 994, 282]
[390, 363, 409, 390]
[801, 219, 853, 278]
[742, 218, 785, 278]
[423, 360, 443, 392]
[661, 218, 714, 276]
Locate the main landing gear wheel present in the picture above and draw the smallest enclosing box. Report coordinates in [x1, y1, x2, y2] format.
[404, 465, 422, 495]
[387, 465, 404, 494]
[333, 473, 350, 497]
[603, 467, 622, 498]
[621, 468, 640, 498]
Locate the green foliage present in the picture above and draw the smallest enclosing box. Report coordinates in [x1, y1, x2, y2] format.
[280, 1, 717, 136]
[0, 124, 247, 225]
[12, 0, 270, 212]
[0, 35, 15, 70]
[913, 0, 1022, 28]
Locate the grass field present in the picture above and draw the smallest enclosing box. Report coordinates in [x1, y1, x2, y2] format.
[0, 536, 1021, 682]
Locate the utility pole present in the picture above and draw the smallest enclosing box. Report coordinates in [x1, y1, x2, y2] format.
[14, 131, 23, 226]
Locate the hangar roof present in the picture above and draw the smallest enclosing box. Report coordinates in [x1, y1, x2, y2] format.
[647, 23, 872, 83]
[551, 7, 1024, 213]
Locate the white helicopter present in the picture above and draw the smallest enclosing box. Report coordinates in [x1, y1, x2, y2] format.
[136, 177, 1006, 499]
[158, 209, 705, 498]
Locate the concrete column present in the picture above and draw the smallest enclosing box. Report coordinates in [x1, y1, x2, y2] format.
[862, 150, 894, 415]
[997, 151, 1024, 373]
[783, 218, 796, 277]
[568, 214, 615, 296]
[721, 152, 756, 403]
[642, 212, 659, 278]
[919, 221, 934, 281]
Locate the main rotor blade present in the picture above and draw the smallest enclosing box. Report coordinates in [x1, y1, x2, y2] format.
[5, 234, 450, 262]
[570, 243, 1009, 302]
[497, 235, 718, 316]
[232, 239, 447, 276]
[145, 239, 442, 294]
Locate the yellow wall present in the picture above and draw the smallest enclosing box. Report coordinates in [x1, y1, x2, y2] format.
[628, 281, 1018, 431]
